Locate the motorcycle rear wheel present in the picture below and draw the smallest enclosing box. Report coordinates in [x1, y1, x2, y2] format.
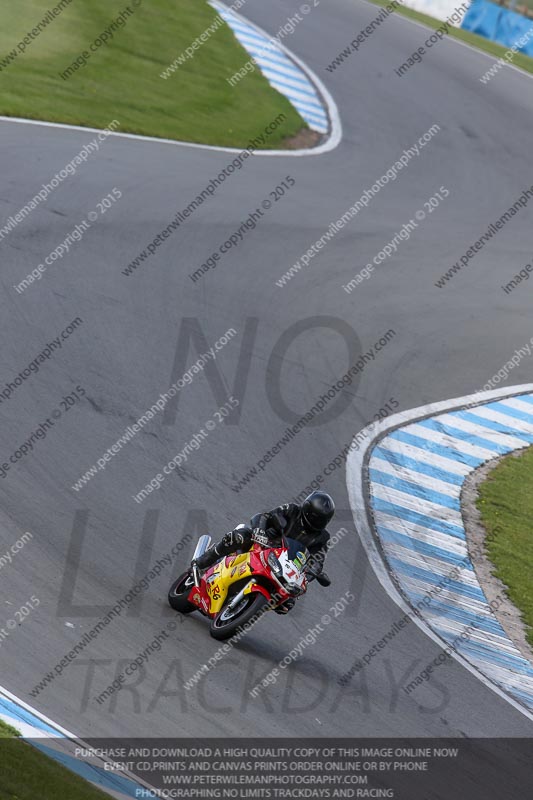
[168, 571, 196, 613]
[210, 593, 269, 641]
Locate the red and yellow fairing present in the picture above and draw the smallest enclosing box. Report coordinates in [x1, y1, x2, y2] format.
[203, 552, 255, 615]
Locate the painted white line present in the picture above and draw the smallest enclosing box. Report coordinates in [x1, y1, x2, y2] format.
[0, 684, 74, 737]
[346, 383, 533, 722]
[0, 108, 338, 157]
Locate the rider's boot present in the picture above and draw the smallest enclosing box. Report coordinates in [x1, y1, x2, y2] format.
[274, 598, 296, 615]
[316, 570, 331, 587]
[191, 545, 220, 573]
[191, 528, 246, 573]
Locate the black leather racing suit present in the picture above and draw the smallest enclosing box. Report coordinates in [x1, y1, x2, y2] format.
[194, 502, 331, 577]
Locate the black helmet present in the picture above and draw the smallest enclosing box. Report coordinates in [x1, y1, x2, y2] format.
[301, 491, 335, 531]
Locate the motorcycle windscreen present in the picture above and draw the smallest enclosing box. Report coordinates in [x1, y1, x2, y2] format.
[283, 537, 310, 571]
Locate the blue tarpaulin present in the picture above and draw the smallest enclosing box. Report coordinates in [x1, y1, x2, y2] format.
[462, 0, 533, 55]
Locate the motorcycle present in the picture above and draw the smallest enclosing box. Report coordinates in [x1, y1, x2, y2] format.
[167, 530, 316, 640]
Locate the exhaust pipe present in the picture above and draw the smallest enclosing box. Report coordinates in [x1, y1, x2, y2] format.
[191, 534, 212, 588]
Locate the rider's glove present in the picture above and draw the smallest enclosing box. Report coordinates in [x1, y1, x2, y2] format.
[222, 530, 244, 547]
[252, 527, 269, 545]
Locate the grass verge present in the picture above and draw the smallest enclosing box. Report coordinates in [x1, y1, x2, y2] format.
[0, 718, 112, 799]
[370, 0, 533, 77]
[477, 446, 533, 648]
[0, 0, 304, 147]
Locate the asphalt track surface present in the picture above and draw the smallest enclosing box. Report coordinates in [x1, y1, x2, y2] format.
[1, 0, 533, 750]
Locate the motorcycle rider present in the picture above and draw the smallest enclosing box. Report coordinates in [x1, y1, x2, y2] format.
[191, 491, 335, 614]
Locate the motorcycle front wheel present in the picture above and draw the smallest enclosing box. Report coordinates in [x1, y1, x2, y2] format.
[209, 592, 269, 641]
[168, 571, 196, 613]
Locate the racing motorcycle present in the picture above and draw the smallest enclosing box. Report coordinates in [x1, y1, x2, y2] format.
[168, 530, 318, 640]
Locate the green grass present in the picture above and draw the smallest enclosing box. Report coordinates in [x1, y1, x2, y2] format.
[0, 0, 304, 147]
[370, 0, 533, 76]
[0, 719, 20, 738]
[477, 446, 533, 648]
[0, 719, 111, 799]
